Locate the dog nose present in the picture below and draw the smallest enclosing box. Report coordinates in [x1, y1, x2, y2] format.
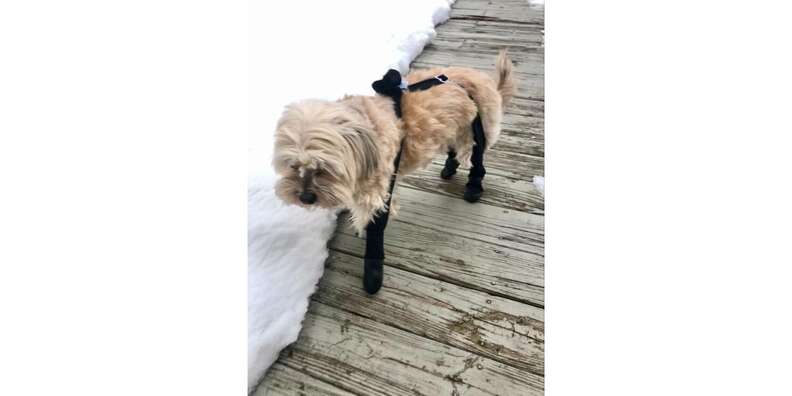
[299, 191, 317, 205]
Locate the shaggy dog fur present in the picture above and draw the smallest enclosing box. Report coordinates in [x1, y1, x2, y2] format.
[273, 50, 516, 234]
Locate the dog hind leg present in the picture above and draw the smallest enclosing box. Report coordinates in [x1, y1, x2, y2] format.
[440, 149, 460, 179]
[464, 116, 487, 203]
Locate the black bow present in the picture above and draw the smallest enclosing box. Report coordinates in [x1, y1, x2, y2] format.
[372, 69, 405, 117]
[372, 69, 403, 97]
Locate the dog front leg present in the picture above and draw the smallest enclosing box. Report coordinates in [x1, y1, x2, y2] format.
[363, 211, 389, 295]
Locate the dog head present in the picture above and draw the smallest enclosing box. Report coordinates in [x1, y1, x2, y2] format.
[272, 99, 379, 209]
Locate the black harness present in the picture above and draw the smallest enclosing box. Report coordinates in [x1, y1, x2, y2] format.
[362, 69, 485, 295]
[371, 69, 450, 212]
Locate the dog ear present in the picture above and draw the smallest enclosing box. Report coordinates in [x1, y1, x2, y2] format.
[341, 126, 379, 181]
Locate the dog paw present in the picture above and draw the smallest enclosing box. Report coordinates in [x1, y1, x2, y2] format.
[441, 157, 460, 180]
[363, 258, 384, 295]
[464, 181, 484, 203]
[440, 167, 457, 180]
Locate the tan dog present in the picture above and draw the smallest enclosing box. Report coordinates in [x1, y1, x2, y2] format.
[273, 50, 515, 236]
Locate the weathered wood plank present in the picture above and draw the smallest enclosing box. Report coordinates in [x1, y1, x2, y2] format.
[403, 163, 544, 214]
[494, 132, 544, 157]
[313, 251, 544, 375]
[418, 37, 543, 59]
[423, 141, 546, 171]
[391, 186, 544, 254]
[502, 113, 544, 138]
[413, 48, 542, 76]
[254, 363, 356, 396]
[504, 95, 545, 119]
[433, 19, 544, 37]
[331, 212, 544, 307]
[274, 302, 544, 396]
[451, 0, 544, 24]
[492, 113, 545, 156]
[428, 29, 543, 57]
[458, 149, 543, 181]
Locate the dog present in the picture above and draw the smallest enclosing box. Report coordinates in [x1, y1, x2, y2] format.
[272, 50, 516, 293]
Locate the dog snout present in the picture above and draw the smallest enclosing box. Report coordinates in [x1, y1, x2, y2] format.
[299, 191, 317, 205]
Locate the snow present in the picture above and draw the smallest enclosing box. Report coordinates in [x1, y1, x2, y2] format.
[248, 0, 456, 390]
[533, 175, 545, 194]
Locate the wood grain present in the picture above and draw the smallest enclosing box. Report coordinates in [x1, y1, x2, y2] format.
[314, 251, 544, 374]
[332, 215, 544, 307]
[253, 363, 356, 396]
[274, 303, 544, 396]
[402, 166, 544, 214]
[390, 186, 544, 255]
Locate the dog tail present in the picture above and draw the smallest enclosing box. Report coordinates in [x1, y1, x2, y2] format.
[495, 49, 516, 107]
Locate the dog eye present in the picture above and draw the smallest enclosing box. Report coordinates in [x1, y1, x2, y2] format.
[290, 164, 299, 170]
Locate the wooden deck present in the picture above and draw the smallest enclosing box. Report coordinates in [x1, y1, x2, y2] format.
[254, 0, 544, 394]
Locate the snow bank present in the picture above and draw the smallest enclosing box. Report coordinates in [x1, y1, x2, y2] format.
[248, 0, 455, 390]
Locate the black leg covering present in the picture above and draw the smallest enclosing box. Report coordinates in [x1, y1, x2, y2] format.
[363, 210, 390, 294]
[464, 116, 487, 203]
[441, 150, 460, 179]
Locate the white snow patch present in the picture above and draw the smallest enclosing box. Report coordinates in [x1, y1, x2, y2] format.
[533, 175, 545, 194]
[248, 0, 456, 390]
[247, 170, 337, 390]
